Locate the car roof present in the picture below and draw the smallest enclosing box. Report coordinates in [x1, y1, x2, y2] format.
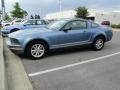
[59, 18, 88, 22]
[28, 19, 45, 20]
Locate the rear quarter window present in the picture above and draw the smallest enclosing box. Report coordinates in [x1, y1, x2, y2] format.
[91, 23, 99, 28]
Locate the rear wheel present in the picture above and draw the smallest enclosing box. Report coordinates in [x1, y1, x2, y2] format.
[93, 37, 105, 50]
[25, 41, 48, 60]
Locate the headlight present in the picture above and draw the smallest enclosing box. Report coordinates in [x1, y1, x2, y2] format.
[2, 26, 10, 30]
[1, 27, 7, 30]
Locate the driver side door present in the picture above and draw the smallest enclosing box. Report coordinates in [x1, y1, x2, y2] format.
[49, 20, 92, 48]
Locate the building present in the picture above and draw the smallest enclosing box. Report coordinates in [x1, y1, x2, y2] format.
[44, 10, 76, 20]
[95, 11, 120, 24]
[44, 9, 107, 20]
[44, 9, 120, 25]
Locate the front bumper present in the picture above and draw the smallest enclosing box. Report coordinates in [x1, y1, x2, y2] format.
[6, 39, 23, 54]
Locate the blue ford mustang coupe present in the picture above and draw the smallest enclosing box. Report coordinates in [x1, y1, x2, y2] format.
[7, 18, 113, 59]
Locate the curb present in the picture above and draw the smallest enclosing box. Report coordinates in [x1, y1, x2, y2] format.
[0, 35, 7, 90]
[4, 38, 33, 90]
[113, 28, 120, 32]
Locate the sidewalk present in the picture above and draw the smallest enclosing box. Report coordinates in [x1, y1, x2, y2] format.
[0, 35, 7, 90]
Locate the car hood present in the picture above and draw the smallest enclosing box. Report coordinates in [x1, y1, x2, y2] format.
[8, 28, 53, 38]
[3, 24, 22, 30]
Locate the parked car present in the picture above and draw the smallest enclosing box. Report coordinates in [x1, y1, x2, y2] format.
[11, 18, 25, 25]
[7, 18, 113, 59]
[1, 19, 24, 27]
[1, 19, 47, 36]
[1, 21, 11, 27]
[101, 21, 110, 26]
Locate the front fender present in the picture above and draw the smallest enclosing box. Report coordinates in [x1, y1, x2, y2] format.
[22, 36, 50, 51]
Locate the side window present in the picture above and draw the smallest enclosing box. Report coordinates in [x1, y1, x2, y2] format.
[37, 20, 43, 25]
[92, 23, 99, 28]
[64, 20, 87, 30]
[25, 20, 35, 25]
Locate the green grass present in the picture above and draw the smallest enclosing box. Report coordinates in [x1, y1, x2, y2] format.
[111, 24, 120, 29]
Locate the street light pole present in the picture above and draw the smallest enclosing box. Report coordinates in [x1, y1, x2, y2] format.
[59, 0, 62, 12]
[1, 0, 5, 20]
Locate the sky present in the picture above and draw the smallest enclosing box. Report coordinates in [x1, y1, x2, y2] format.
[1, 0, 120, 17]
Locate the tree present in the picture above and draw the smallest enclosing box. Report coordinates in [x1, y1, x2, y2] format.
[30, 15, 34, 19]
[3, 13, 10, 21]
[35, 15, 38, 19]
[10, 2, 28, 18]
[22, 10, 28, 17]
[37, 15, 41, 19]
[75, 6, 89, 19]
[35, 15, 41, 19]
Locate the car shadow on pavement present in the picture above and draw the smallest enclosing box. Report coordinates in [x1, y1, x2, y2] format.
[49, 46, 91, 56]
[20, 46, 93, 60]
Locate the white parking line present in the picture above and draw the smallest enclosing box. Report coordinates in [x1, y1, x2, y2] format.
[29, 52, 120, 77]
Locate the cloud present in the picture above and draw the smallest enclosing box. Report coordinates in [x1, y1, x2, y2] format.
[39, 0, 56, 4]
[4, 0, 120, 17]
[6, 0, 20, 3]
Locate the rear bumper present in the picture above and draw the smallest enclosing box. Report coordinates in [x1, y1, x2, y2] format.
[106, 30, 113, 42]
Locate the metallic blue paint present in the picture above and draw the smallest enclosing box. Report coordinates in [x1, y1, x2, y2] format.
[6, 18, 113, 55]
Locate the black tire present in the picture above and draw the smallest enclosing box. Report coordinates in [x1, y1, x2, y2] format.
[25, 41, 48, 60]
[10, 29, 20, 33]
[92, 36, 105, 51]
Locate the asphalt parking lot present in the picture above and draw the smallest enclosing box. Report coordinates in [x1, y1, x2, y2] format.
[4, 30, 120, 90]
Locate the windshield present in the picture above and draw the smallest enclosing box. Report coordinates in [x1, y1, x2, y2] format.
[20, 20, 27, 24]
[47, 20, 68, 30]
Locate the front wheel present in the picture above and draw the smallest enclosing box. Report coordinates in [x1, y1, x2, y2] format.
[25, 41, 48, 60]
[93, 37, 105, 50]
